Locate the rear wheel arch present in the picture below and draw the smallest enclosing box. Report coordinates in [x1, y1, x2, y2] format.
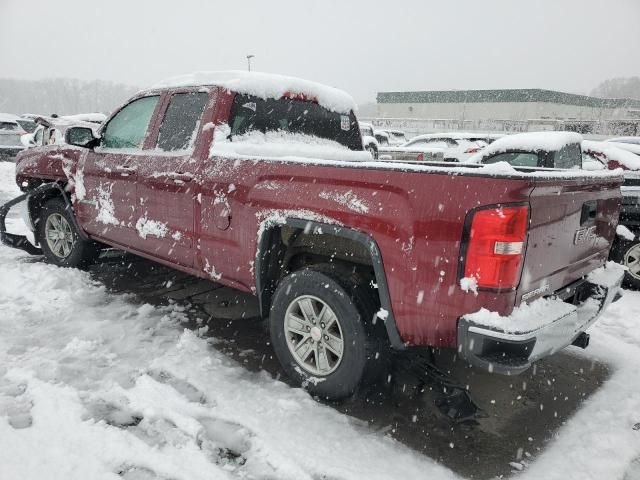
[255, 218, 405, 349]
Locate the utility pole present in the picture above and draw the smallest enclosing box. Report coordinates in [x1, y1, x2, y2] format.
[246, 55, 255, 72]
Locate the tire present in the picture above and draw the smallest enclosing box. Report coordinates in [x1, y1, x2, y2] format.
[269, 265, 386, 400]
[611, 232, 640, 290]
[36, 197, 100, 269]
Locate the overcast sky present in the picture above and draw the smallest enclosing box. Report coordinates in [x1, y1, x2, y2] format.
[1, 0, 639, 104]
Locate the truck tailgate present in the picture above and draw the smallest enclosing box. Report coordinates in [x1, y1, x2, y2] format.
[517, 176, 622, 304]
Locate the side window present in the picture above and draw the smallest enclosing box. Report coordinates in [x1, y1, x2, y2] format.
[156, 92, 208, 152]
[554, 143, 582, 169]
[483, 152, 540, 167]
[102, 96, 159, 149]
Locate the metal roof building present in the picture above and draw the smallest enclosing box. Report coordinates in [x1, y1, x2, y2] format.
[374, 89, 640, 135]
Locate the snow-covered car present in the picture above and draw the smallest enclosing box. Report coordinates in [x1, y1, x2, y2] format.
[21, 116, 100, 149]
[397, 133, 490, 162]
[466, 131, 583, 169]
[380, 129, 407, 146]
[0, 114, 37, 160]
[583, 140, 640, 289]
[374, 129, 389, 146]
[359, 122, 379, 159]
[606, 136, 640, 147]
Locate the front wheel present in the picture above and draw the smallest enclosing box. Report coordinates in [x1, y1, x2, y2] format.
[269, 267, 384, 400]
[36, 197, 100, 268]
[611, 232, 640, 289]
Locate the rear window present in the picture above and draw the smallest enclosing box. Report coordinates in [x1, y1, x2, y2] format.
[483, 152, 540, 167]
[228, 94, 362, 150]
[554, 143, 582, 169]
[0, 121, 19, 131]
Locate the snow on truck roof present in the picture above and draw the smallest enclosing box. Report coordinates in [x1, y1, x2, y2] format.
[149, 70, 356, 114]
[474, 131, 583, 159]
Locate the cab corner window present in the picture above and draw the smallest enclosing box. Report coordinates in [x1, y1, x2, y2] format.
[484, 152, 540, 167]
[102, 95, 160, 150]
[156, 92, 208, 152]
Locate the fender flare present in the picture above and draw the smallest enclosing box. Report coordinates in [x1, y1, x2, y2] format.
[255, 218, 406, 350]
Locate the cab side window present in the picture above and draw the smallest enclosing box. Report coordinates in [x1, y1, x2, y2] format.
[102, 96, 160, 149]
[554, 143, 582, 169]
[156, 92, 208, 152]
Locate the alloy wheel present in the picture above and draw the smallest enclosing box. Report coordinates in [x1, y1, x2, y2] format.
[284, 295, 344, 376]
[45, 213, 74, 258]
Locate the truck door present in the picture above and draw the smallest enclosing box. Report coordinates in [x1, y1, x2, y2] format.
[76, 95, 161, 247]
[134, 91, 209, 267]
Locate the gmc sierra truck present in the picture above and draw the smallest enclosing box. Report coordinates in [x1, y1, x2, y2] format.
[2, 71, 625, 400]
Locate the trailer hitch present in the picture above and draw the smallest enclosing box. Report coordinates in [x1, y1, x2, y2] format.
[0, 182, 80, 256]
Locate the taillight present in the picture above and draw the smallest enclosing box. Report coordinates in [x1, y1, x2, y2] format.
[462, 205, 529, 290]
[465, 146, 481, 153]
[416, 153, 424, 161]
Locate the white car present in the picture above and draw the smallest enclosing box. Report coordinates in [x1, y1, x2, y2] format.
[21, 115, 100, 149]
[0, 113, 37, 160]
[398, 132, 490, 162]
[380, 129, 407, 146]
[605, 137, 640, 157]
[359, 122, 379, 159]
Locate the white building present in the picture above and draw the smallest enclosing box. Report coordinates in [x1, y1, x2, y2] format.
[374, 89, 640, 136]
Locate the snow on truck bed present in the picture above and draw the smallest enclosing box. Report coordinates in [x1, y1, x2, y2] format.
[210, 127, 622, 180]
[150, 70, 356, 114]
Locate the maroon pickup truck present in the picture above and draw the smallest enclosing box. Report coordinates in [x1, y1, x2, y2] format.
[4, 72, 624, 400]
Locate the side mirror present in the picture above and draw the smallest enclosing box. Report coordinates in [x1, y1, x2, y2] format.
[20, 133, 36, 148]
[66, 127, 98, 148]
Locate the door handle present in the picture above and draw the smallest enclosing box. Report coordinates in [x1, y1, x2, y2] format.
[168, 172, 193, 183]
[116, 165, 137, 172]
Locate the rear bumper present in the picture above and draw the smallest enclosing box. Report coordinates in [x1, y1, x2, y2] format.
[457, 263, 624, 375]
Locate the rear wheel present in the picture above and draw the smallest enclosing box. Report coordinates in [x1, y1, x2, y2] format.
[269, 266, 386, 400]
[36, 197, 100, 269]
[611, 232, 640, 289]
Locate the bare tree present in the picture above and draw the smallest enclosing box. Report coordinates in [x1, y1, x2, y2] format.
[0, 78, 139, 115]
[591, 77, 640, 100]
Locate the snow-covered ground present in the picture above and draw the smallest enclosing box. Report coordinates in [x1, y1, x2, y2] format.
[0, 161, 639, 480]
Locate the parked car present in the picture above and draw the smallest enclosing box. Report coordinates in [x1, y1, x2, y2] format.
[21, 115, 100, 149]
[397, 133, 490, 162]
[374, 129, 389, 146]
[359, 122, 379, 159]
[5, 71, 624, 401]
[466, 131, 583, 169]
[380, 129, 408, 146]
[606, 136, 640, 147]
[0, 113, 36, 160]
[583, 140, 640, 288]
